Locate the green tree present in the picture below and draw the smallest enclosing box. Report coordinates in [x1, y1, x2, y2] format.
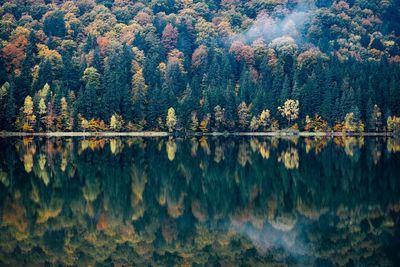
[213, 105, 224, 131]
[82, 67, 100, 119]
[132, 69, 147, 123]
[368, 103, 382, 132]
[43, 10, 66, 37]
[237, 102, 251, 131]
[249, 116, 259, 132]
[59, 97, 72, 131]
[189, 112, 199, 132]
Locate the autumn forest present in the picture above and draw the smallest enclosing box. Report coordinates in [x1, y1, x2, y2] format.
[0, 0, 400, 133]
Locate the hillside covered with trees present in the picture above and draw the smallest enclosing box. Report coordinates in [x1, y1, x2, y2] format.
[0, 0, 400, 133]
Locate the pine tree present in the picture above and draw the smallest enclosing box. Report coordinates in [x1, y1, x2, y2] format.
[132, 69, 147, 123]
[213, 105, 224, 131]
[5, 82, 16, 131]
[340, 78, 355, 119]
[32, 59, 53, 94]
[146, 85, 162, 130]
[367, 101, 382, 131]
[321, 87, 333, 125]
[237, 102, 251, 131]
[102, 43, 129, 122]
[280, 75, 291, 105]
[82, 67, 100, 119]
[189, 112, 199, 132]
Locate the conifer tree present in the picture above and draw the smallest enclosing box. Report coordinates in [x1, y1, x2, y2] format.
[237, 102, 251, 131]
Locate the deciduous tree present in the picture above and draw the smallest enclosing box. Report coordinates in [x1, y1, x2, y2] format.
[278, 99, 299, 127]
[22, 96, 36, 132]
[166, 107, 177, 132]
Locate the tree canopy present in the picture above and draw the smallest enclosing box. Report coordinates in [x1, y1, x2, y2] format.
[0, 0, 399, 133]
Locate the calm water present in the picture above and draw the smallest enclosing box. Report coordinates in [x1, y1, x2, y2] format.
[0, 136, 400, 266]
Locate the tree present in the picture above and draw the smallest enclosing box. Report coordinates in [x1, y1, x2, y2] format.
[191, 46, 208, 70]
[82, 67, 101, 119]
[387, 116, 400, 134]
[59, 97, 72, 131]
[166, 107, 177, 132]
[161, 24, 179, 54]
[259, 109, 271, 131]
[2, 35, 28, 74]
[102, 42, 131, 122]
[249, 116, 259, 132]
[214, 105, 225, 131]
[131, 68, 147, 122]
[78, 114, 89, 132]
[43, 10, 66, 37]
[0, 82, 9, 128]
[46, 97, 56, 132]
[22, 96, 36, 132]
[38, 98, 47, 131]
[199, 114, 210, 133]
[189, 112, 198, 132]
[278, 99, 299, 127]
[304, 114, 327, 132]
[368, 104, 382, 131]
[0, 82, 9, 103]
[344, 112, 364, 133]
[110, 113, 124, 131]
[237, 102, 251, 131]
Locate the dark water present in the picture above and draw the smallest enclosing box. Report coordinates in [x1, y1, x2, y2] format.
[0, 136, 400, 266]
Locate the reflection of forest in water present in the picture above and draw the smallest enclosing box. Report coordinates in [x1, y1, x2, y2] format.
[0, 136, 400, 266]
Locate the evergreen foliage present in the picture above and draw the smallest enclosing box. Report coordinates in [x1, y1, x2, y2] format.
[0, 0, 399, 133]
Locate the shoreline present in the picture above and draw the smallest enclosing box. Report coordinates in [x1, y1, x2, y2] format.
[0, 131, 395, 137]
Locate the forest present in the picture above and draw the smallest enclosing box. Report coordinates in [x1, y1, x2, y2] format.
[0, 0, 400, 133]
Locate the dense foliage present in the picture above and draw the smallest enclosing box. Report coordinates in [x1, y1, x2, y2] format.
[0, 0, 400, 132]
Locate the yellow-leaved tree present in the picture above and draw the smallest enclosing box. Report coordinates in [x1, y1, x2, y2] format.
[278, 99, 299, 127]
[110, 114, 124, 131]
[166, 107, 177, 132]
[259, 109, 271, 131]
[22, 96, 36, 132]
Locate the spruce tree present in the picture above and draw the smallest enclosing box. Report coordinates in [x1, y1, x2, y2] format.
[5, 82, 16, 130]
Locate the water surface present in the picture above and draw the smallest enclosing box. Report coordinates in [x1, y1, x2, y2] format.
[0, 136, 400, 266]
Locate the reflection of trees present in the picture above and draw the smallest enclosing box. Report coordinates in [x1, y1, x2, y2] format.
[237, 141, 252, 166]
[0, 137, 399, 266]
[305, 137, 328, 154]
[166, 137, 177, 161]
[387, 138, 400, 153]
[2, 192, 27, 233]
[278, 147, 299, 169]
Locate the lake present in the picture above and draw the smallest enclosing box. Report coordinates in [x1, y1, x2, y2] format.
[0, 136, 400, 266]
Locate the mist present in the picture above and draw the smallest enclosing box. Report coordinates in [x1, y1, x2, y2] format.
[228, 221, 314, 264]
[231, 4, 315, 45]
